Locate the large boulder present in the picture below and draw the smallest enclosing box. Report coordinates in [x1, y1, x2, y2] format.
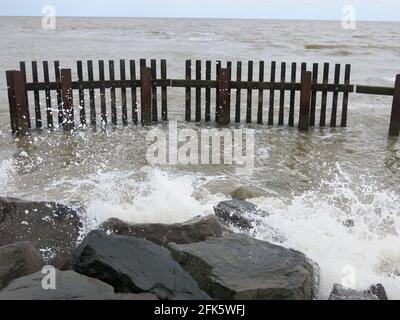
[72, 230, 210, 300]
[0, 197, 82, 267]
[213, 199, 268, 230]
[169, 234, 317, 300]
[0, 241, 45, 290]
[100, 214, 227, 246]
[0, 269, 158, 300]
[328, 284, 378, 300]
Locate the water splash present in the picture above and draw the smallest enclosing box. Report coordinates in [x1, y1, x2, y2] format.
[0, 159, 15, 195]
[57, 167, 224, 233]
[251, 163, 400, 299]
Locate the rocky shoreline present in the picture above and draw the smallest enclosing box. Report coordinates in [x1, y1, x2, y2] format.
[0, 196, 387, 300]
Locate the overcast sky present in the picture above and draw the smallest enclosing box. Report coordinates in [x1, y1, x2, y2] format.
[1, 0, 399, 21]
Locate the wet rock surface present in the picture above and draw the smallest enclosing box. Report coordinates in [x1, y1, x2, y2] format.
[72, 230, 210, 300]
[0, 241, 45, 290]
[0, 269, 158, 300]
[169, 233, 317, 300]
[213, 199, 268, 230]
[328, 284, 379, 300]
[100, 214, 227, 246]
[0, 197, 82, 266]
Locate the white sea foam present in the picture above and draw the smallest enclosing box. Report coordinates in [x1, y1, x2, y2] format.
[68, 168, 224, 233]
[0, 159, 15, 194]
[251, 164, 400, 300]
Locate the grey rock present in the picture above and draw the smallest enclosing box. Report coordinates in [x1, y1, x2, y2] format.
[328, 284, 378, 300]
[0, 269, 158, 300]
[213, 199, 268, 230]
[0, 197, 82, 267]
[169, 233, 317, 300]
[230, 186, 267, 200]
[72, 230, 210, 300]
[368, 284, 388, 300]
[100, 214, 227, 246]
[0, 241, 45, 290]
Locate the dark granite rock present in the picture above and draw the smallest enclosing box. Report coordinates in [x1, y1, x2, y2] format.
[368, 284, 388, 300]
[100, 214, 227, 246]
[72, 230, 210, 300]
[169, 233, 317, 300]
[0, 197, 82, 267]
[0, 269, 158, 300]
[0, 241, 45, 290]
[328, 284, 378, 300]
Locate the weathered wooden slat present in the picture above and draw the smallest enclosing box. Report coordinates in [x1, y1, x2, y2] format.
[279, 62, 286, 125]
[356, 85, 394, 96]
[23, 78, 354, 92]
[389, 74, 400, 136]
[301, 63, 307, 76]
[10, 71, 30, 136]
[161, 59, 167, 121]
[55, 61, 63, 125]
[109, 60, 117, 125]
[310, 63, 318, 127]
[195, 60, 201, 122]
[320, 63, 329, 127]
[268, 61, 276, 125]
[141, 67, 152, 126]
[289, 62, 296, 127]
[60, 69, 74, 131]
[87, 60, 96, 126]
[6, 71, 18, 134]
[31, 61, 42, 128]
[216, 61, 221, 122]
[130, 60, 138, 125]
[246, 61, 253, 123]
[120, 59, 128, 125]
[235, 61, 242, 123]
[99, 60, 107, 126]
[43, 61, 53, 128]
[227, 61, 232, 111]
[331, 64, 341, 127]
[257, 61, 264, 124]
[185, 60, 191, 121]
[151, 59, 158, 123]
[341, 64, 351, 127]
[218, 68, 230, 125]
[205, 60, 211, 122]
[19, 61, 31, 129]
[299, 71, 312, 131]
[77, 61, 86, 126]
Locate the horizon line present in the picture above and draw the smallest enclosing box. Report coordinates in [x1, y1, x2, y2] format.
[1, 15, 399, 23]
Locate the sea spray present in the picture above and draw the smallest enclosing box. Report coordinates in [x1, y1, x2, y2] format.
[250, 164, 400, 299]
[66, 167, 225, 233]
[0, 159, 15, 195]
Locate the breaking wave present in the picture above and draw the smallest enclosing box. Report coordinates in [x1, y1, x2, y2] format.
[251, 163, 400, 299]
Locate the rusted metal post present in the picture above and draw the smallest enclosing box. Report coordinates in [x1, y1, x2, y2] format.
[299, 71, 312, 131]
[218, 68, 231, 125]
[6, 71, 29, 136]
[389, 74, 400, 136]
[141, 66, 152, 126]
[60, 69, 74, 131]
